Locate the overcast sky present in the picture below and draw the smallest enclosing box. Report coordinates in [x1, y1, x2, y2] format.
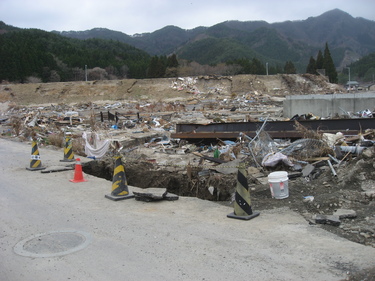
[1, 0, 374, 35]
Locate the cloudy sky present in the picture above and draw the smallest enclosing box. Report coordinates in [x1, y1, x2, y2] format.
[1, 0, 374, 35]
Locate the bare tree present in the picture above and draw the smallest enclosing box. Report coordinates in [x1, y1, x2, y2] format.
[49, 70, 61, 82]
[88, 67, 108, 80]
[120, 65, 129, 78]
[26, 76, 42, 83]
[72, 67, 85, 81]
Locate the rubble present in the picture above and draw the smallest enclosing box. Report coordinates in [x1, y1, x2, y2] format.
[313, 214, 341, 226]
[133, 188, 179, 202]
[333, 209, 357, 219]
[1, 75, 375, 248]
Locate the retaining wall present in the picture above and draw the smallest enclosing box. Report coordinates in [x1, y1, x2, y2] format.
[283, 92, 375, 118]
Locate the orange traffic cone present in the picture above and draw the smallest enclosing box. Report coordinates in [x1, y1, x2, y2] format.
[70, 158, 87, 183]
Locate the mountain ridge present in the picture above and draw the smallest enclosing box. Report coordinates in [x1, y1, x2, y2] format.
[47, 9, 375, 70]
[1, 9, 374, 74]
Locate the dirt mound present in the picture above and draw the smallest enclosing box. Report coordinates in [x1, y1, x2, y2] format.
[0, 74, 344, 106]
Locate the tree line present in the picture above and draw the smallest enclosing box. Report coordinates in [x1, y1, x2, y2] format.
[0, 29, 151, 82]
[306, 43, 338, 83]
[341, 52, 375, 83]
[0, 28, 342, 83]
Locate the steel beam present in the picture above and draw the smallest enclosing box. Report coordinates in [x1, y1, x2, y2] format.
[171, 118, 374, 140]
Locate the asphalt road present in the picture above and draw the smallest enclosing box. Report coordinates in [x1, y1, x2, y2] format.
[1, 138, 375, 281]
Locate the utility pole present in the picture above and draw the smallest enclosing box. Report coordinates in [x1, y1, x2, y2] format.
[266, 62, 268, 76]
[347, 67, 350, 83]
[346, 67, 352, 92]
[85, 65, 88, 82]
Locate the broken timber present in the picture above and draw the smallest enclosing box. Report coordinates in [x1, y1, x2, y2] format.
[171, 118, 375, 140]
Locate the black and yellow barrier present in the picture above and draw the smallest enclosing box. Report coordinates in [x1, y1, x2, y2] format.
[60, 133, 75, 162]
[26, 140, 46, 171]
[105, 156, 134, 201]
[227, 162, 259, 220]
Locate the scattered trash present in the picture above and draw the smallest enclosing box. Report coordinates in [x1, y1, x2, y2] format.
[327, 160, 337, 177]
[340, 146, 365, 155]
[303, 196, 314, 202]
[357, 109, 373, 118]
[268, 171, 289, 199]
[261, 152, 293, 167]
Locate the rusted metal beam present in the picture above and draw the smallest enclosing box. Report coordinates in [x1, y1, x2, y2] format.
[171, 130, 362, 139]
[171, 118, 374, 140]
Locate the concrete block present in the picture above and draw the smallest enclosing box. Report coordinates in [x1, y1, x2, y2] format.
[314, 214, 341, 226]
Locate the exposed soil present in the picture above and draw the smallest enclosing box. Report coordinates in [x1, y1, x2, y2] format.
[0, 73, 343, 106]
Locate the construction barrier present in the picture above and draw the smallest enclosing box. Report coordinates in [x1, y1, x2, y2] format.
[26, 140, 46, 171]
[60, 133, 75, 162]
[227, 162, 259, 220]
[105, 156, 134, 201]
[69, 158, 87, 183]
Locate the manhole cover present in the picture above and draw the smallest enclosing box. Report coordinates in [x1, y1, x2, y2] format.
[14, 230, 92, 258]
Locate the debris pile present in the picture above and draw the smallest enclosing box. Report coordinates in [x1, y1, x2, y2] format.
[1, 74, 375, 248]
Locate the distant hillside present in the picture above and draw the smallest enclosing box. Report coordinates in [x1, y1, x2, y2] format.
[346, 52, 375, 81]
[0, 21, 19, 33]
[0, 28, 151, 83]
[56, 26, 206, 57]
[53, 9, 375, 71]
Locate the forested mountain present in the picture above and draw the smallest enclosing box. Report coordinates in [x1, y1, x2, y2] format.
[54, 9, 375, 72]
[345, 52, 375, 82]
[0, 26, 151, 82]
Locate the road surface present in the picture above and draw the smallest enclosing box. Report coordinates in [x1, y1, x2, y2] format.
[0, 138, 374, 280]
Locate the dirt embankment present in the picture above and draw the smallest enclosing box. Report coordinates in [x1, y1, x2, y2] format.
[0, 74, 344, 106]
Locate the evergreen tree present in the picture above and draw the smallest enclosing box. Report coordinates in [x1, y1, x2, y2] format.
[269, 64, 283, 75]
[323, 43, 338, 83]
[167, 54, 179, 68]
[165, 54, 179, 77]
[284, 61, 296, 74]
[147, 56, 159, 78]
[227, 58, 267, 75]
[147, 56, 166, 78]
[306, 56, 317, 74]
[251, 58, 266, 74]
[316, 50, 324, 69]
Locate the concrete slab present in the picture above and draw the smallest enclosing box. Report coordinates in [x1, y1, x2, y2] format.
[41, 165, 74, 173]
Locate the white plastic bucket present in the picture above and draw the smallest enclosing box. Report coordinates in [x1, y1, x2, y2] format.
[268, 171, 289, 199]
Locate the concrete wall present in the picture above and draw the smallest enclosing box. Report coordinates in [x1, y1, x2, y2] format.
[283, 92, 375, 118]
